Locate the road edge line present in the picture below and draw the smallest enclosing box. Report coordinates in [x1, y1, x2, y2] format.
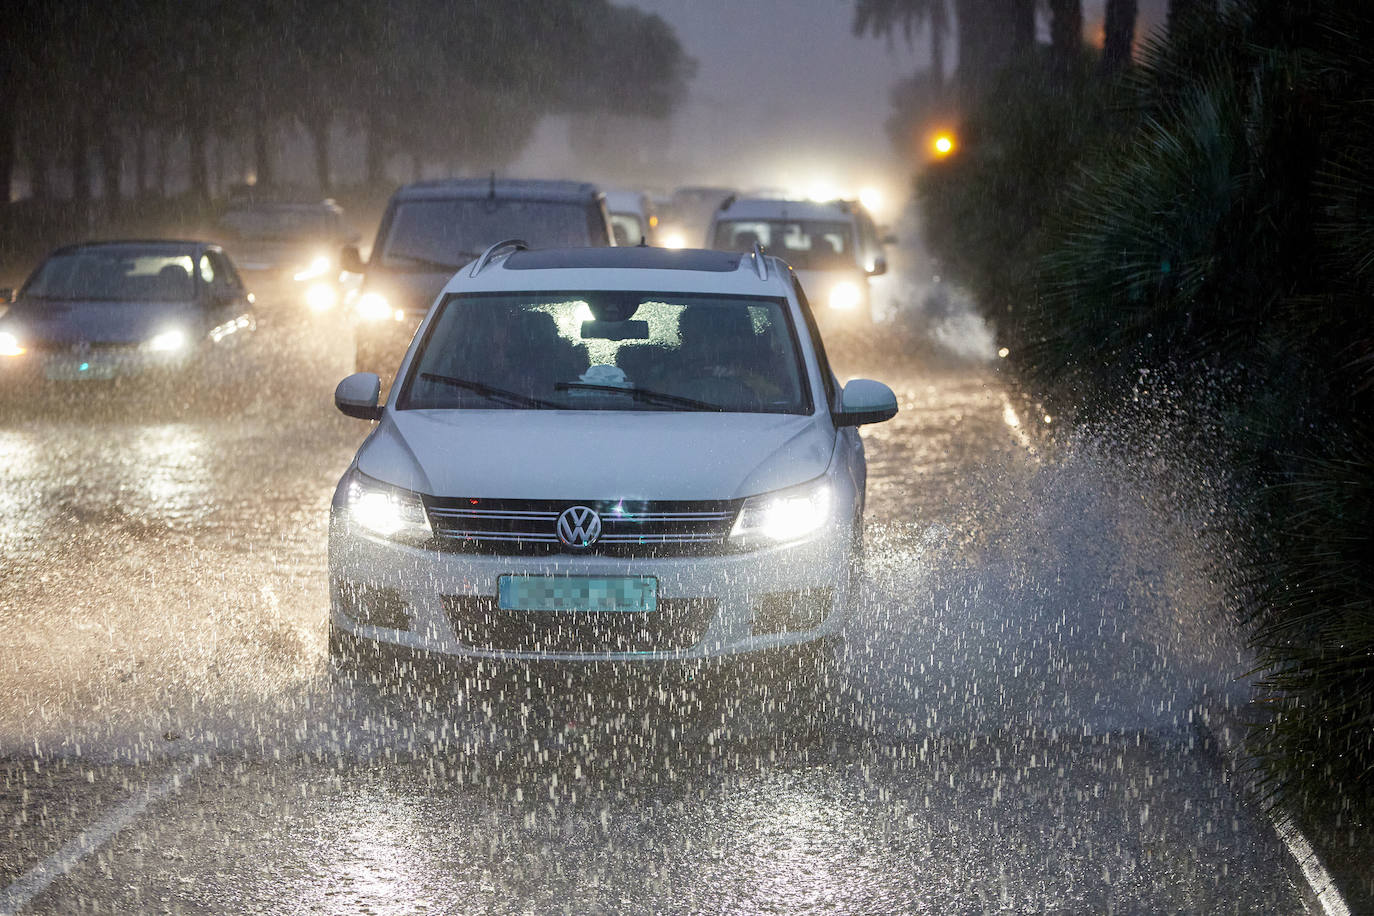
[1196, 700, 1352, 916]
[0, 755, 204, 916]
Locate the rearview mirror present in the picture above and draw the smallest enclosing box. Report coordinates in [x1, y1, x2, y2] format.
[881, 233, 898, 246]
[833, 378, 897, 426]
[340, 244, 366, 274]
[582, 319, 649, 341]
[335, 372, 382, 420]
[868, 256, 888, 277]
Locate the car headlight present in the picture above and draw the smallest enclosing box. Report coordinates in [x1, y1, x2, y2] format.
[293, 254, 333, 282]
[661, 230, 688, 250]
[731, 478, 832, 544]
[356, 291, 399, 322]
[305, 283, 338, 312]
[0, 330, 25, 357]
[145, 328, 188, 352]
[344, 470, 432, 544]
[828, 281, 863, 311]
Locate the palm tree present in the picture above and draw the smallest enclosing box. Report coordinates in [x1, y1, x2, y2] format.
[852, 0, 951, 94]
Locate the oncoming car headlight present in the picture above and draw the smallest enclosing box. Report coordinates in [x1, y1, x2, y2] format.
[828, 281, 863, 311]
[145, 328, 188, 352]
[293, 254, 332, 282]
[731, 478, 833, 545]
[343, 470, 432, 544]
[356, 291, 398, 322]
[0, 330, 25, 357]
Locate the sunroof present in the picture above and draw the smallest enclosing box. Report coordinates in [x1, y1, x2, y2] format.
[504, 247, 743, 272]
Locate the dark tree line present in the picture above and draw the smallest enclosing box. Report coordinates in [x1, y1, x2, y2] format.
[0, 0, 692, 213]
[853, 0, 1147, 98]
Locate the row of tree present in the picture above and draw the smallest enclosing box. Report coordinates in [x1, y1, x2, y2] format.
[911, 0, 1374, 860]
[0, 0, 693, 212]
[852, 0, 1148, 96]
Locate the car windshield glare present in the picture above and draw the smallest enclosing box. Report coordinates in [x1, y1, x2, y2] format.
[713, 219, 856, 270]
[399, 292, 810, 415]
[23, 251, 197, 302]
[380, 200, 603, 270]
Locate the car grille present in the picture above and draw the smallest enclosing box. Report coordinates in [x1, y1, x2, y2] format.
[442, 595, 716, 654]
[424, 497, 742, 557]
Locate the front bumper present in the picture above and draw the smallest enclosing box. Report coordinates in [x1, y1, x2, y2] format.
[328, 518, 856, 662]
[0, 347, 194, 382]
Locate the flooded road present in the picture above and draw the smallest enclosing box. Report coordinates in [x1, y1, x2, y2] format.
[0, 299, 1304, 913]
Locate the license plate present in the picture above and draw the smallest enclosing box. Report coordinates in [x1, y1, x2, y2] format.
[44, 356, 121, 381]
[497, 575, 658, 613]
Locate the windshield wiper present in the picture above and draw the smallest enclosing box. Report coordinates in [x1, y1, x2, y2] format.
[419, 372, 567, 409]
[554, 382, 728, 412]
[386, 250, 480, 272]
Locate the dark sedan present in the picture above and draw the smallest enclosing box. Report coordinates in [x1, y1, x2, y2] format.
[0, 241, 256, 383]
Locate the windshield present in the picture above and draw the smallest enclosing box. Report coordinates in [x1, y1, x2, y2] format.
[218, 207, 338, 241]
[712, 219, 857, 270]
[379, 199, 606, 270]
[399, 292, 810, 414]
[23, 250, 197, 302]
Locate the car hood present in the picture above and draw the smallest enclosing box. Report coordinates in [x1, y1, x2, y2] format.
[227, 239, 324, 271]
[0, 300, 201, 346]
[794, 267, 866, 292]
[356, 409, 835, 501]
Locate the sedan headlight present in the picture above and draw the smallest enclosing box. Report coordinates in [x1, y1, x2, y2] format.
[145, 328, 188, 352]
[305, 283, 338, 312]
[731, 478, 833, 545]
[293, 254, 333, 282]
[0, 330, 25, 357]
[344, 470, 432, 544]
[828, 281, 863, 311]
[356, 291, 398, 322]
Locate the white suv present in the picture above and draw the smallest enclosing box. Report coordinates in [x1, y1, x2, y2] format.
[328, 243, 897, 666]
[706, 197, 888, 325]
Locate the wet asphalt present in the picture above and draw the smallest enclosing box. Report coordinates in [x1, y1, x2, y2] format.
[0, 293, 1305, 914]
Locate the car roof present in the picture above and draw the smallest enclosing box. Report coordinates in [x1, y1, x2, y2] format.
[49, 240, 214, 256]
[392, 179, 602, 203]
[713, 197, 859, 222]
[442, 246, 795, 297]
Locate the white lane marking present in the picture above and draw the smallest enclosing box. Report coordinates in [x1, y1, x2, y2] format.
[0, 756, 204, 916]
[1270, 810, 1352, 916]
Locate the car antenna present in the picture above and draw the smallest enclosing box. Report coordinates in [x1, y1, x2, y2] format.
[638, 235, 648, 247]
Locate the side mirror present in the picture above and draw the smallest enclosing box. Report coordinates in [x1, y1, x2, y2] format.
[834, 378, 898, 427]
[340, 244, 366, 274]
[868, 256, 888, 277]
[335, 372, 382, 420]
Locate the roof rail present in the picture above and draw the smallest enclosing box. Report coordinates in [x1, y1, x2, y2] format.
[470, 239, 527, 277]
[749, 242, 769, 280]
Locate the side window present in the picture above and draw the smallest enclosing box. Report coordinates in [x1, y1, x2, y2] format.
[209, 251, 243, 291]
[792, 275, 838, 409]
[197, 253, 216, 286]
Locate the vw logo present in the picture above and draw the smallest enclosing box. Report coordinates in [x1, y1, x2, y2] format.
[556, 506, 602, 548]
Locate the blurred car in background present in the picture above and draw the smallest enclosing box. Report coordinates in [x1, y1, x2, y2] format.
[342, 178, 615, 379]
[706, 197, 887, 326]
[215, 198, 358, 315]
[603, 190, 661, 246]
[0, 240, 256, 384]
[658, 185, 736, 249]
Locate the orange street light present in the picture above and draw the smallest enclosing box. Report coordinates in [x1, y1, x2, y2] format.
[932, 132, 956, 157]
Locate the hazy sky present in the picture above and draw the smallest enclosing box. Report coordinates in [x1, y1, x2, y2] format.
[516, 0, 1169, 203]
